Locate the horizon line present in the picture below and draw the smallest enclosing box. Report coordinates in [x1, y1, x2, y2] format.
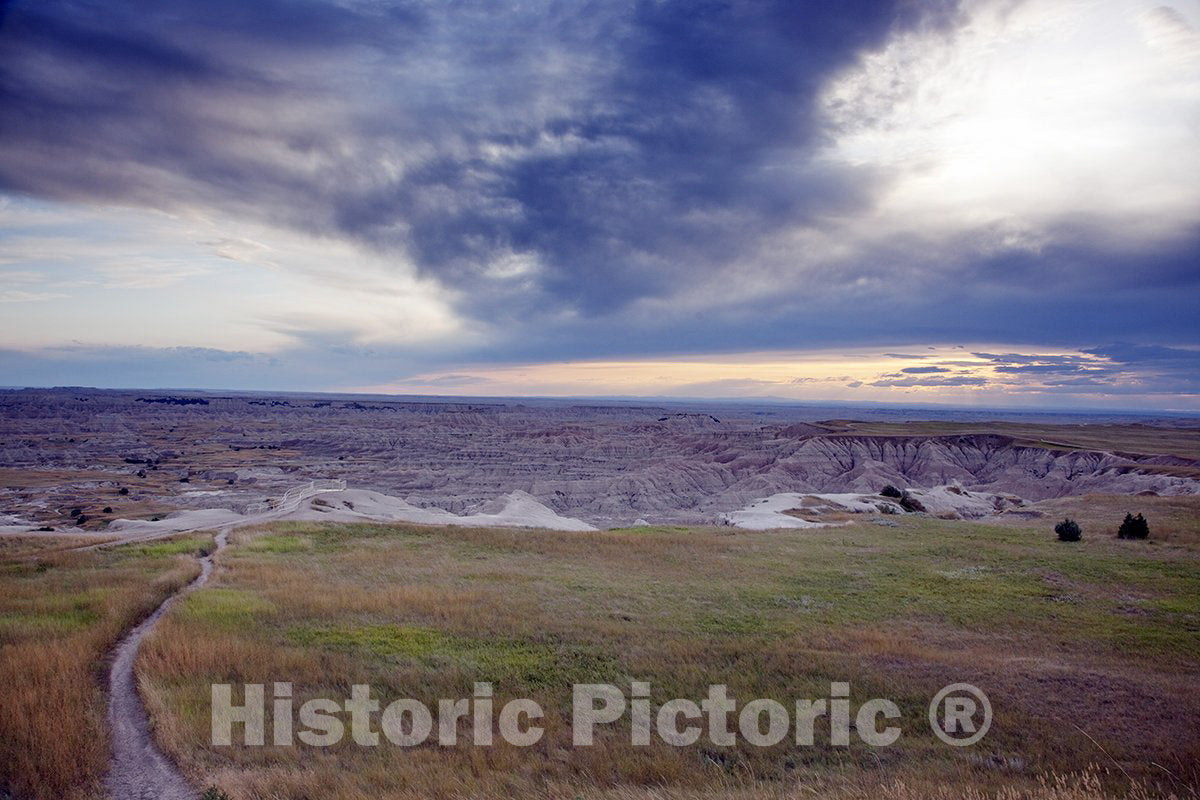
[3, 384, 1199, 418]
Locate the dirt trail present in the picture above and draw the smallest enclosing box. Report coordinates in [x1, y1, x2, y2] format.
[105, 528, 229, 800]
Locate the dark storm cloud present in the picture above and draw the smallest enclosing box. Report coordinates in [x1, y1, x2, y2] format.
[1079, 343, 1200, 393]
[971, 351, 1118, 379]
[978, 345, 1196, 375]
[1083, 343, 1200, 368]
[1, 0, 1198, 402]
[0, 0, 951, 316]
[0, 0, 426, 223]
[973, 353, 1084, 365]
[969, 343, 1200, 395]
[973, 348, 1200, 383]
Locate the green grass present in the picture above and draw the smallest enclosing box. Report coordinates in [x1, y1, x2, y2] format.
[176, 588, 276, 629]
[243, 533, 313, 554]
[0, 607, 99, 635]
[288, 622, 447, 658]
[510, 516, 1200, 661]
[607, 524, 696, 534]
[137, 513, 1200, 798]
[287, 622, 620, 688]
[111, 534, 212, 558]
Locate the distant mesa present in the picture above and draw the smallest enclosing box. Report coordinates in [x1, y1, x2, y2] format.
[136, 396, 209, 405]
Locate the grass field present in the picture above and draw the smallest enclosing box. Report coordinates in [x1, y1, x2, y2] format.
[127, 510, 1200, 799]
[822, 421, 1200, 463]
[1000, 494, 1200, 546]
[0, 533, 212, 800]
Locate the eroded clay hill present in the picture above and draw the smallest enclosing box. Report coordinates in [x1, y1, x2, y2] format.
[1, 389, 1197, 527]
[550, 430, 1199, 523]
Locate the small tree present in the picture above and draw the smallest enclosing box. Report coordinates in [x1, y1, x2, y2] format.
[1117, 512, 1149, 540]
[1054, 518, 1081, 542]
[880, 485, 903, 499]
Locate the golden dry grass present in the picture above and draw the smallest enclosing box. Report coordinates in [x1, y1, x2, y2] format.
[0, 533, 118, 560]
[572, 768, 1199, 799]
[995, 494, 1200, 546]
[136, 512, 1200, 799]
[0, 534, 211, 800]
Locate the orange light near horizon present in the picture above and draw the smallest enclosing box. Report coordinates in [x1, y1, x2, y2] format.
[350, 346, 1021, 400]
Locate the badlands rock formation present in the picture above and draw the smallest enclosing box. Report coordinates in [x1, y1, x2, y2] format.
[720, 484, 1026, 530]
[290, 488, 596, 531]
[1, 388, 1197, 528]
[99, 486, 595, 541]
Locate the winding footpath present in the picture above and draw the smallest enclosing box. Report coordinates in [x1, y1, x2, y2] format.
[105, 528, 229, 800]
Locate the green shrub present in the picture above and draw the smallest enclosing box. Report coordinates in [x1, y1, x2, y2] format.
[1117, 512, 1149, 540]
[201, 788, 232, 800]
[880, 485, 903, 499]
[1054, 518, 1082, 542]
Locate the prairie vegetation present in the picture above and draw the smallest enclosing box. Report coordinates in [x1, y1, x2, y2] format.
[132, 513, 1200, 799]
[997, 494, 1200, 546]
[0, 534, 212, 800]
[822, 420, 1200, 462]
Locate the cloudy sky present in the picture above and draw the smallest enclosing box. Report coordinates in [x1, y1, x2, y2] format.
[1, 0, 1198, 409]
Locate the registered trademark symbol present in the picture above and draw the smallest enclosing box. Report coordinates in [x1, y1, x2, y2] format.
[929, 683, 992, 746]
